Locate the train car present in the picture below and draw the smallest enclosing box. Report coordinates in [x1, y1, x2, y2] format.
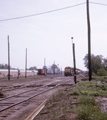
[37, 69, 46, 75]
[64, 67, 73, 76]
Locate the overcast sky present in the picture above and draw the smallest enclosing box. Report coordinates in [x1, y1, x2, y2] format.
[0, 0, 107, 71]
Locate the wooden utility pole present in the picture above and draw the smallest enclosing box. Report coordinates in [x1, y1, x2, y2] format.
[44, 58, 46, 76]
[73, 43, 77, 84]
[61, 67, 62, 74]
[44, 58, 45, 67]
[17, 69, 20, 79]
[86, 0, 92, 81]
[8, 35, 10, 80]
[25, 48, 27, 78]
[54, 61, 55, 75]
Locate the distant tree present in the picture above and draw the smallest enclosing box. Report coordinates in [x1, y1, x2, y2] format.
[4, 64, 8, 69]
[103, 58, 107, 71]
[51, 64, 58, 69]
[42, 66, 47, 70]
[51, 64, 60, 74]
[83, 54, 104, 74]
[0, 64, 8, 69]
[0, 64, 2, 69]
[2, 64, 4, 69]
[29, 66, 37, 70]
[0, 63, 12, 69]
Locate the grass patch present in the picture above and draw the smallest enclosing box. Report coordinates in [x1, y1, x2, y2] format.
[77, 95, 107, 120]
[78, 95, 97, 106]
[48, 90, 64, 104]
[69, 90, 80, 95]
[69, 81, 107, 97]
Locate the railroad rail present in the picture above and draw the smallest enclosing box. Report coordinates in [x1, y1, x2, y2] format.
[0, 75, 84, 120]
[0, 77, 59, 92]
[0, 79, 67, 101]
[25, 99, 47, 120]
[0, 77, 73, 112]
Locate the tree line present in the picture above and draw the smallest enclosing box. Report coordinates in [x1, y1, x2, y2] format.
[0, 64, 9, 69]
[0, 64, 60, 73]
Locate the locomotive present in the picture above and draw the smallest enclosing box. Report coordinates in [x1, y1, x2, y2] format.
[64, 67, 73, 76]
[64, 66, 81, 76]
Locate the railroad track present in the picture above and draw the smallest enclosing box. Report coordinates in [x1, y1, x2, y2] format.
[0, 75, 62, 81]
[0, 77, 60, 92]
[0, 76, 37, 81]
[0, 76, 64, 91]
[0, 78, 67, 102]
[0, 75, 85, 120]
[0, 76, 76, 120]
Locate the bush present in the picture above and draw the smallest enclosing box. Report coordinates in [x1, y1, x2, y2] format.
[97, 69, 107, 76]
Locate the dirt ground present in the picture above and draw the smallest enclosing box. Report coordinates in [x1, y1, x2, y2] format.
[2, 75, 105, 120]
[35, 86, 78, 120]
[4, 86, 67, 120]
[0, 75, 76, 120]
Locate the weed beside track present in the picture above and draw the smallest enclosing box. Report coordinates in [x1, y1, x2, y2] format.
[36, 81, 107, 120]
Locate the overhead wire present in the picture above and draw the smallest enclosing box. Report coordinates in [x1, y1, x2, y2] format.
[10, 45, 24, 58]
[10, 44, 36, 66]
[90, 2, 107, 6]
[0, 2, 86, 22]
[0, 2, 107, 22]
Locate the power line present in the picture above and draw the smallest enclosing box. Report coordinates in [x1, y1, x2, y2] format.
[10, 45, 35, 65]
[90, 2, 107, 6]
[10, 45, 24, 58]
[0, 1, 107, 22]
[0, 2, 86, 22]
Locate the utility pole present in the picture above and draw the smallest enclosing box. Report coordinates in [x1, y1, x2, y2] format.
[17, 69, 20, 79]
[61, 67, 62, 75]
[73, 43, 77, 84]
[44, 58, 45, 67]
[44, 58, 46, 76]
[71, 37, 76, 84]
[8, 35, 10, 80]
[25, 48, 27, 78]
[57, 64, 59, 74]
[86, 0, 92, 81]
[54, 61, 55, 75]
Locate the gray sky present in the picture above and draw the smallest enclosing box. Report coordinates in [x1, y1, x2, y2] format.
[0, 0, 107, 71]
